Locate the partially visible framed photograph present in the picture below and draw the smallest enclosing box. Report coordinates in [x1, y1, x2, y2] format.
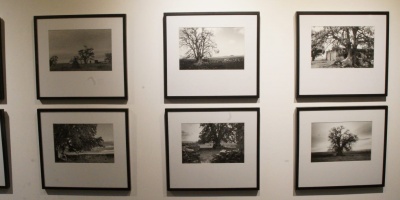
[37, 109, 130, 190]
[164, 12, 259, 98]
[34, 14, 127, 100]
[165, 108, 259, 190]
[0, 19, 4, 100]
[296, 12, 389, 97]
[0, 110, 10, 188]
[296, 106, 387, 189]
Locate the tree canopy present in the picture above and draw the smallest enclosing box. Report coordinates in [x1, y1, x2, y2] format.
[105, 53, 112, 63]
[179, 28, 219, 64]
[198, 123, 244, 149]
[53, 124, 104, 161]
[78, 45, 95, 64]
[312, 26, 374, 67]
[328, 125, 358, 156]
[49, 55, 58, 67]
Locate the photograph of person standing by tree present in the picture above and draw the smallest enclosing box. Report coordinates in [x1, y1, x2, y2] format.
[181, 123, 244, 163]
[53, 123, 114, 163]
[48, 29, 112, 71]
[311, 26, 374, 68]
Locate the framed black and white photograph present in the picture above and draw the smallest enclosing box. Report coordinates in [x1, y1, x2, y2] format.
[296, 106, 387, 189]
[164, 12, 259, 98]
[165, 108, 259, 190]
[37, 109, 130, 190]
[296, 12, 389, 97]
[34, 14, 127, 99]
[0, 110, 10, 188]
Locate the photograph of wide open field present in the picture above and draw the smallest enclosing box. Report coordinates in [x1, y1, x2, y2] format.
[48, 29, 112, 71]
[311, 121, 372, 162]
[179, 27, 244, 70]
[53, 123, 114, 163]
[311, 26, 374, 68]
[181, 123, 244, 163]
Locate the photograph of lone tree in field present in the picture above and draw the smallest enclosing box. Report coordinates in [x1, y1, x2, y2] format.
[179, 27, 244, 70]
[49, 29, 112, 71]
[53, 123, 114, 163]
[311, 121, 372, 162]
[181, 123, 244, 163]
[311, 26, 374, 68]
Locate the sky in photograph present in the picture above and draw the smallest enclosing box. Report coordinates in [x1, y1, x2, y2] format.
[96, 123, 114, 143]
[311, 121, 372, 152]
[179, 27, 245, 58]
[49, 29, 112, 63]
[181, 123, 203, 142]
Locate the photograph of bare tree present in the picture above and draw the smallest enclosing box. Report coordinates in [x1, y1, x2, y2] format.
[311, 121, 372, 162]
[311, 26, 374, 68]
[181, 123, 244, 163]
[179, 27, 244, 70]
[49, 29, 112, 71]
[53, 123, 114, 163]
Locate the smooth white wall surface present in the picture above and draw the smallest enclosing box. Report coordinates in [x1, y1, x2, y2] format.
[0, 0, 400, 199]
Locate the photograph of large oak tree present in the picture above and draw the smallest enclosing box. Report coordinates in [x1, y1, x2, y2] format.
[311, 122, 372, 162]
[181, 123, 244, 163]
[311, 26, 374, 68]
[179, 27, 244, 70]
[53, 124, 114, 163]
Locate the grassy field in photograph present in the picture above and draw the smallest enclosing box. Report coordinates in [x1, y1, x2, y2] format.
[180, 56, 244, 70]
[311, 150, 371, 162]
[63, 153, 114, 163]
[50, 63, 112, 71]
[311, 60, 336, 68]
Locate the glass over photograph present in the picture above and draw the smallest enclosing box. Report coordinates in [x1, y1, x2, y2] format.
[311, 26, 375, 68]
[49, 29, 112, 71]
[311, 121, 372, 162]
[181, 123, 244, 163]
[179, 27, 244, 70]
[53, 123, 114, 163]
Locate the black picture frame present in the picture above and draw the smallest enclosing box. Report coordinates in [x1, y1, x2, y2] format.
[34, 14, 127, 100]
[164, 12, 260, 99]
[296, 106, 388, 189]
[37, 109, 130, 190]
[165, 108, 260, 190]
[0, 110, 10, 188]
[296, 12, 389, 98]
[0, 19, 5, 100]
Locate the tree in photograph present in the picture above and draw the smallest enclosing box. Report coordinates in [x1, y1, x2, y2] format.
[78, 45, 95, 64]
[179, 28, 219, 65]
[49, 55, 58, 67]
[312, 26, 374, 67]
[328, 125, 359, 156]
[53, 124, 104, 161]
[198, 123, 244, 150]
[311, 45, 325, 61]
[105, 53, 112, 63]
[69, 56, 81, 68]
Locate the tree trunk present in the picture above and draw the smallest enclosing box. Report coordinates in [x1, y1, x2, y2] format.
[213, 140, 222, 149]
[336, 147, 344, 156]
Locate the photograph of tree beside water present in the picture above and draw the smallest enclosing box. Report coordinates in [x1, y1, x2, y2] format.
[48, 29, 112, 71]
[311, 26, 374, 68]
[181, 123, 244, 163]
[179, 27, 244, 70]
[311, 121, 372, 162]
[53, 123, 114, 163]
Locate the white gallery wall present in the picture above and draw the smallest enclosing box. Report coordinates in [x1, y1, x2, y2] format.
[0, 0, 400, 199]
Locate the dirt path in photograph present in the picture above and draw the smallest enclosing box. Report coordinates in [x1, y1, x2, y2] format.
[199, 149, 221, 163]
